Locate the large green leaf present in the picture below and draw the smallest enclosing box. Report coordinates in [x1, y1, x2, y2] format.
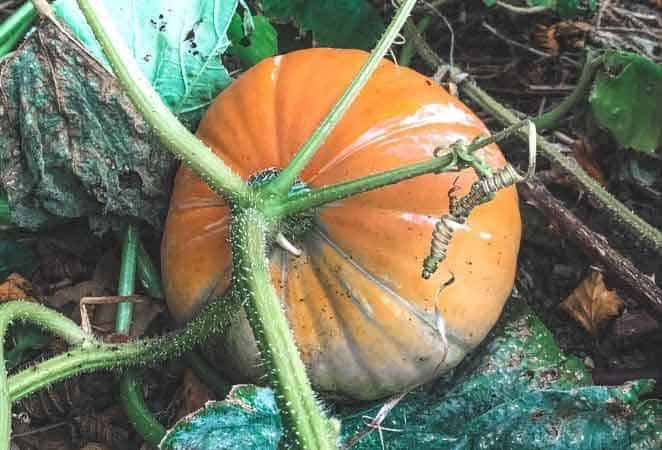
[590, 51, 662, 154]
[53, 0, 237, 128]
[228, 13, 278, 67]
[0, 0, 240, 230]
[158, 299, 662, 449]
[261, 0, 384, 50]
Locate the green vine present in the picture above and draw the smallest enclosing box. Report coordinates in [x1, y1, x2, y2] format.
[0, 2, 37, 58]
[403, 20, 662, 255]
[232, 209, 338, 449]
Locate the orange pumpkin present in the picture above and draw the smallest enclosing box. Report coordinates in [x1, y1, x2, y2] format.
[161, 48, 521, 401]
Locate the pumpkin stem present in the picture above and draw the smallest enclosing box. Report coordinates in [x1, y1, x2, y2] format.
[266, 120, 533, 220]
[264, 0, 418, 198]
[231, 208, 338, 449]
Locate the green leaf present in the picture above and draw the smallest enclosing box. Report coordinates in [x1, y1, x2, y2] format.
[160, 385, 283, 449]
[228, 14, 278, 67]
[53, 0, 238, 128]
[0, 241, 38, 280]
[590, 51, 662, 154]
[261, 0, 384, 50]
[482, 0, 498, 6]
[156, 299, 662, 449]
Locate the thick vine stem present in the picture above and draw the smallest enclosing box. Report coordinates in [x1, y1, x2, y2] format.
[3, 288, 240, 442]
[265, 0, 418, 197]
[266, 120, 530, 219]
[533, 52, 604, 130]
[0, 2, 37, 58]
[403, 21, 662, 255]
[231, 208, 337, 449]
[120, 369, 166, 447]
[115, 224, 139, 334]
[0, 301, 92, 449]
[75, 0, 250, 204]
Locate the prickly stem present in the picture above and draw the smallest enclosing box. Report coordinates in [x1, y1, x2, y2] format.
[231, 209, 338, 449]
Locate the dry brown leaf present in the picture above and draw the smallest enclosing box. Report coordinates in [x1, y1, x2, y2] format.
[0, 273, 33, 301]
[572, 139, 606, 186]
[532, 21, 592, 56]
[560, 271, 624, 335]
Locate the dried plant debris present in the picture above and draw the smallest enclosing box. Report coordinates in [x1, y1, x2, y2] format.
[0, 273, 33, 301]
[561, 271, 625, 335]
[0, 21, 177, 232]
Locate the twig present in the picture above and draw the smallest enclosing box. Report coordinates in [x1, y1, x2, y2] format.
[482, 21, 551, 58]
[402, 23, 662, 256]
[519, 180, 662, 317]
[342, 391, 408, 449]
[495, 1, 549, 15]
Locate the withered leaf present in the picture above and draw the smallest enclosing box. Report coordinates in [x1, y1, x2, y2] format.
[0, 273, 33, 301]
[0, 21, 176, 232]
[560, 271, 624, 335]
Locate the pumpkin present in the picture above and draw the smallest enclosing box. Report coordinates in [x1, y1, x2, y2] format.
[161, 48, 521, 401]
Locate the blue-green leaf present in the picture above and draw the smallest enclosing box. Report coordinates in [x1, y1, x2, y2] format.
[53, 0, 238, 128]
[160, 385, 282, 449]
[590, 51, 662, 154]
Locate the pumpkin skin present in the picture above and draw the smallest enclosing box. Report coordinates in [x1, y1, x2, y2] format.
[161, 48, 521, 401]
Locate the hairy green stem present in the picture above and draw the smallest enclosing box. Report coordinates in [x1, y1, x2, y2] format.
[7, 287, 239, 401]
[120, 368, 167, 447]
[266, 0, 418, 197]
[404, 23, 662, 255]
[0, 2, 37, 58]
[0, 301, 92, 449]
[75, 0, 250, 204]
[115, 225, 139, 334]
[267, 121, 528, 219]
[232, 209, 336, 449]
